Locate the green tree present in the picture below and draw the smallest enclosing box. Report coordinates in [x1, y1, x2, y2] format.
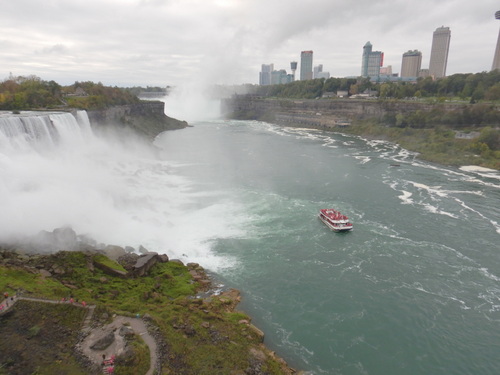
[477, 127, 500, 150]
[484, 83, 500, 100]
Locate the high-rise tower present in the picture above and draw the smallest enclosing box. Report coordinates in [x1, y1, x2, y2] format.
[361, 41, 383, 78]
[401, 50, 422, 77]
[492, 11, 500, 71]
[429, 26, 451, 79]
[290, 61, 297, 80]
[300, 51, 313, 80]
[259, 64, 274, 86]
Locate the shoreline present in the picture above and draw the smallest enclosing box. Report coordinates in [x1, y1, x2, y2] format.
[0, 243, 306, 375]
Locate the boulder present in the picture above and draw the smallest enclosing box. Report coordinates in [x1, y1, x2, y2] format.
[131, 252, 160, 277]
[117, 253, 139, 271]
[102, 245, 126, 261]
[138, 245, 149, 254]
[119, 325, 135, 338]
[28, 227, 78, 252]
[249, 324, 265, 343]
[124, 246, 135, 253]
[53, 227, 78, 250]
[89, 331, 115, 350]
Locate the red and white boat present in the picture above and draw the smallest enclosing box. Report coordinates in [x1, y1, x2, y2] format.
[318, 209, 353, 232]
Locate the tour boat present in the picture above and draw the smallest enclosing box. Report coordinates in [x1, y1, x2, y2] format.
[318, 209, 353, 232]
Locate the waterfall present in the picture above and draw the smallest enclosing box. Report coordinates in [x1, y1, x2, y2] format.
[0, 110, 101, 242]
[0, 111, 93, 152]
[0, 110, 231, 268]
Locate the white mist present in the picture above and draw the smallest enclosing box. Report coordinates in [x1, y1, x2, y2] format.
[162, 84, 221, 123]
[0, 111, 239, 271]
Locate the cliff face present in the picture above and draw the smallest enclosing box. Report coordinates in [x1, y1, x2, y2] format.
[87, 101, 188, 139]
[221, 96, 462, 128]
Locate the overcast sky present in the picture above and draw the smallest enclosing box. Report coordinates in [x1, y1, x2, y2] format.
[1, 0, 499, 87]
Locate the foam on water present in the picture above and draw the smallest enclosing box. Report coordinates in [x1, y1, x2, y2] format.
[398, 190, 413, 204]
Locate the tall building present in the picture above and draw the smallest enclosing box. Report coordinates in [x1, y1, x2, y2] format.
[429, 26, 451, 79]
[361, 41, 383, 78]
[300, 51, 313, 80]
[314, 64, 323, 78]
[259, 64, 273, 86]
[290, 61, 297, 80]
[313, 64, 330, 79]
[271, 70, 293, 85]
[418, 69, 430, 78]
[380, 66, 393, 76]
[401, 50, 422, 77]
[492, 11, 500, 71]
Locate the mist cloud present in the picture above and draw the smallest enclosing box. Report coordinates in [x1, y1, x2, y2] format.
[0, 0, 498, 85]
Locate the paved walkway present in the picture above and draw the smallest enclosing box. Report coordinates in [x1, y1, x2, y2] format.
[79, 315, 158, 375]
[0, 295, 158, 375]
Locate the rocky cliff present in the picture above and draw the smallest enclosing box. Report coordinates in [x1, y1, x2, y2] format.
[221, 96, 462, 128]
[87, 101, 188, 139]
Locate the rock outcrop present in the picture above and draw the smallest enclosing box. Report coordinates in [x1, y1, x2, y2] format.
[87, 101, 188, 139]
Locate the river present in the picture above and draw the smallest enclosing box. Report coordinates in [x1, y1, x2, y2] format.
[1, 109, 499, 375]
[155, 118, 500, 375]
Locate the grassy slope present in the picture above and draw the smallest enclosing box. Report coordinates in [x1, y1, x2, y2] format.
[0, 301, 88, 375]
[0, 251, 293, 375]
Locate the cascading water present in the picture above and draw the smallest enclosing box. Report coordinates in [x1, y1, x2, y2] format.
[0, 110, 242, 270]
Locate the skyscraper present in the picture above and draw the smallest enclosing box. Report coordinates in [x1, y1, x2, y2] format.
[361, 41, 383, 78]
[492, 11, 500, 71]
[290, 61, 297, 80]
[401, 50, 422, 77]
[300, 51, 313, 80]
[259, 64, 273, 86]
[313, 64, 323, 79]
[428, 26, 451, 79]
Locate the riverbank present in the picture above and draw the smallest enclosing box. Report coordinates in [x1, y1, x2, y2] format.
[337, 119, 499, 170]
[0, 245, 303, 374]
[221, 96, 499, 170]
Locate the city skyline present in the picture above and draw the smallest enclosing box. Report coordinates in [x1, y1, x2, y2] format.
[0, 0, 498, 87]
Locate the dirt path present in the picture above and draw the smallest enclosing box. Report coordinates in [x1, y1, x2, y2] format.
[1, 296, 159, 375]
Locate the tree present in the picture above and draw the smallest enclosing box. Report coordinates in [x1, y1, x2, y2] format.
[477, 127, 500, 150]
[484, 83, 500, 101]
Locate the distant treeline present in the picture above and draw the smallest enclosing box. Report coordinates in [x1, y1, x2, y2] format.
[0, 75, 140, 110]
[254, 70, 500, 102]
[125, 86, 169, 97]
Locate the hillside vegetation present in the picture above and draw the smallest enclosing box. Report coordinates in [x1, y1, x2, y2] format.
[0, 249, 297, 375]
[254, 70, 500, 102]
[0, 75, 140, 110]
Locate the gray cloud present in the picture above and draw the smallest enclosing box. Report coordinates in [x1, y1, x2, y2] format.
[0, 0, 498, 86]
